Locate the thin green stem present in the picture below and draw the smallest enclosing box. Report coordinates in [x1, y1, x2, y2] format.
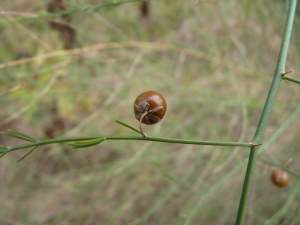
[235, 0, 298, 224]
[282, 74, 300, 85]
[283, 166, 300, 179]
[1, 135, 253, 154]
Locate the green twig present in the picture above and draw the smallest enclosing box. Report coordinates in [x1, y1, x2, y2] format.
[0, 120, 253, 155]
[235, 0, 298, 224]
[258, 158, 300, 179]
[2, 136, 253, 151]
[282, 74, 300, 85]
[283, 166, 300, 179]
[0, 133, 253, 155]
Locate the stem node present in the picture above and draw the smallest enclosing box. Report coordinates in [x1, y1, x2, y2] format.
[249, 141, 262, 147]
[281, 70, 292, 77]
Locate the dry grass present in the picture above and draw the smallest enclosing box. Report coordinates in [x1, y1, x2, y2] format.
[0, 0, 300, 224]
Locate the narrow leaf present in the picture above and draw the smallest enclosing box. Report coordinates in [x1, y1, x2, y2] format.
[74, 139, 102, 144]
[0, 147, 10, 159]
[0, 152, 8, 159]
[68, 138, 105, 149]
[1, 133, 34, 142]
[0, 145, 7, 150]
[115, 120, 141, 134]
[8, 130, 38, 141]
[16, 146, 38, 162]
[1, 130, 37, 142]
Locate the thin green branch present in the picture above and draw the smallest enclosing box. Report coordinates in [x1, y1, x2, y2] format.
[258, 159, 300, 179]
[138, 136, 252, 147]
[282, 74, 300, 85]
[283, 166, 300, 179]
[235, 0, 298, 224]
[0, 133, 253, 155]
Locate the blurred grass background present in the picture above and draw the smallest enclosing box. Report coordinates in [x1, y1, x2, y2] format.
[0, 0, 300, 224]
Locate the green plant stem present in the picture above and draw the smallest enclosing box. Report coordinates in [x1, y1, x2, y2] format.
[282, 74, 300, 85]
[235, 0, 298, 224]
[1, 135, 253, 153]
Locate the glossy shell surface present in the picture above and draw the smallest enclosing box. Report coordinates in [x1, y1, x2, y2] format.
[134, 91, 167, 125]
[271, 169, 290, 187]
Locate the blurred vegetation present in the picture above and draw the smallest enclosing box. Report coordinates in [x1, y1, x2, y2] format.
[0, 0, 300, 224]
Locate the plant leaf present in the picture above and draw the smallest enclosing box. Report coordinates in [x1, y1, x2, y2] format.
[0, 146, 10, 159]
[68, 138, 105, 149]
[1, 130, 38, 142]
[0, 145, 7, 150]
[16, 146, 38, 162]
[115, 120, 141, 134]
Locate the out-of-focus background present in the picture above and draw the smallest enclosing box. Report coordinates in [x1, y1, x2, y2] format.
[1, 0, 300, 224]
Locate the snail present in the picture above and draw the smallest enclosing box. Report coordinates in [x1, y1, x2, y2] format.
[271, 168, 290, 187]
[134, 90, 167, 137]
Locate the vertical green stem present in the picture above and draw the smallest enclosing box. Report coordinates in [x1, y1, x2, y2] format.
[235, 0, 298, 224]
